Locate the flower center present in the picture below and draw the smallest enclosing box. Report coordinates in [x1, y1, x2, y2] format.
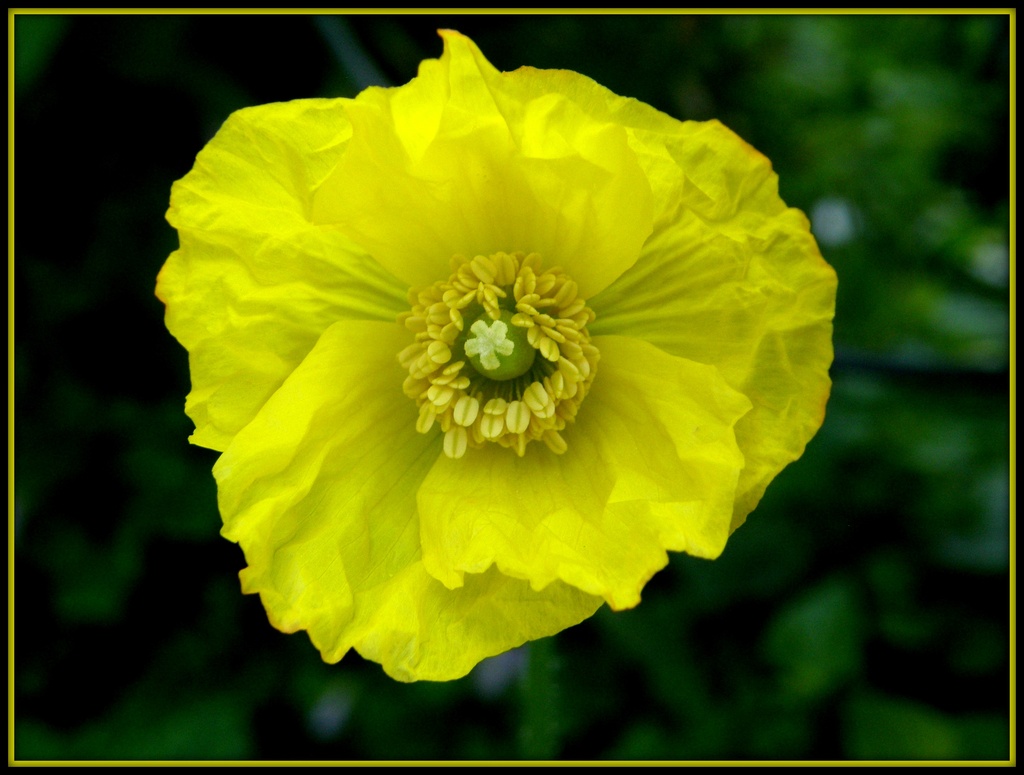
[463, 310, 536, 380]
[398, 251, 599, 459]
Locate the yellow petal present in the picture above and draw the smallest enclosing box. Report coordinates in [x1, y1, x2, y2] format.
[158, 99, 407, 451]
[455, 51, 762, 236]
[417, 335, 751, 611]
[311, 30, 654, 299]
[591, 121, 836, 532]
[216, 320, 601, 681]
[347, 564, 601, 683]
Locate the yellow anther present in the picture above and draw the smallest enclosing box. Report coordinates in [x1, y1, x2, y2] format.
[482, 287, 502, 316]
[453, 395, 480, 427]
[449, 307, 464, 330]
[544, 327, 567, 344]
[506, 400, 531, 434]
[440, 322, 460, 343]
[398, 343, 422, 368]
[523, 382, 552, 415]
[539, 337, 557, 363]
[521, 268, 537, 296]
[543, 430, 568, 455]
[535, 273, 558, 296]
[480, 412, 505, 439]
[427, 384, 454, 407]
[512, 433, 527, 457]
[494, 252, 517, 285]
[444, 426, 468, 459]
[416, 403, 437, 434]
[522, 252, 542, 270]
[556, 324, 581, 342]
[560, 340, 583, 359]
[552, 279, 578, 307]
[548, 370, 565, 397]
[430, 370, 458, 387]
[442, 360, 465, 375]
[559, 357, 580, 381]
[561, 299, 587, 318]
[470, 254, 497, 284]
[484, 397, 508, 415]
[427, 340, 451, 364]
[469, 424, 486, 446]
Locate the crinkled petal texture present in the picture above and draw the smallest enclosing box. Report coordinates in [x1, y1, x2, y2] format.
[215, 321, 602, 682]
[160, 29, 836, 682]
[418, 336, 751, 610]
[159, 99, 408, 451]
[589, 120, 837, 530]
[311, 31, 654, 300]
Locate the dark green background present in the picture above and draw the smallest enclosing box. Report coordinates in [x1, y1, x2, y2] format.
[13, 13, 1011, 761]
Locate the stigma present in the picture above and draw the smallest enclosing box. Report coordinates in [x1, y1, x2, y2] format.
[465, 318, 515, 371]
[463, 311, 536, 380]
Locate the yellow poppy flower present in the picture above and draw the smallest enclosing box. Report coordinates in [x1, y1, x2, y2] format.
[157, 30, 836, 682]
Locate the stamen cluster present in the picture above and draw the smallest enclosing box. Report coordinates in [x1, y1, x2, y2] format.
[399, 251, 599, 458]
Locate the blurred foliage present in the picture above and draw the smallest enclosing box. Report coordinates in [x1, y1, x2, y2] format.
[13, 12, 1010, 762]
